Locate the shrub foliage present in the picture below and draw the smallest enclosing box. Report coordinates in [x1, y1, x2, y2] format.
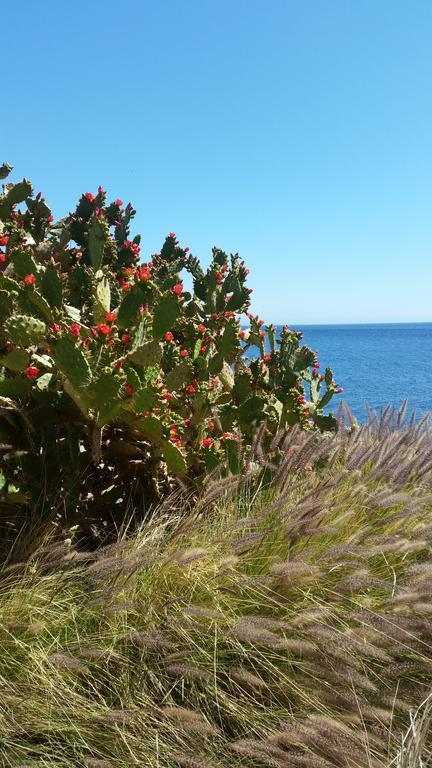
[0, 163, 341, 521]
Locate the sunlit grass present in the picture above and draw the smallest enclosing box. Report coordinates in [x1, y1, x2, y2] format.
[1, 409, 432, 766]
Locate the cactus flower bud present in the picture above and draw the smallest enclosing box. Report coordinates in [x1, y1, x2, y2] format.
[298, 396, 307, 404]
[165, 331, 174, 341]
[50, 323, 61, 334]
[24, 273, 36, 285]
[121, 281, 131, 292]
[138, 267, 151, 281]
[113, 360, 123, 370]
[320, 374, 325, 381]
[187, 384, 196, 394]
[208, 421, 215, 430]
[202, 437, 213, 448]
[96, 323, 111, 336]
[200, 345, 207, 353]
[336, 387, 344, 393]
[168, 232, 176, 239]
[114, 199, 123, 207]
[121, 334, 131, 346]
[0, 253, 6, 263]
[172, 283, 183, 295]
[263, 354, 271, 362]
[25, 365, 40, 380]
[124, 383, 135, 396]
[70, 323, 81, 338]
[180, 349, 189, 357]
[84, 192, 95, 202]
[105, 312, 116, 323]
[197, 324, 206, 334]
[162, 392, 173, 400]
[0, 235, 8, 246]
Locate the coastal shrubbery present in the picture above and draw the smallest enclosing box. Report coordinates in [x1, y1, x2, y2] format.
[0, 163, 342, 532]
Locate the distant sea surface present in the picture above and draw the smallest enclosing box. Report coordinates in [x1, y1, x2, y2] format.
[272, 323, 432, 423]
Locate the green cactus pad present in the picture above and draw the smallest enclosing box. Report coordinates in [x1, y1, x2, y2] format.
[88, 373, 121, 425]
[41, 264, 63, 308]
[52, 337, 92, 389]
[1, 348, 29, 371]
[161, 439, 187, 476]
[208, 353, 224, 375]
[88, 219, 107, 270]
[0, 291, 13, 326]
[124, 365, 141, 390]
[165, 361, 191, 391]
[224, 437, 241, 474]
[11, 249, 38, 279]
[0, 162, 13, 180]
[0, 180, 33, 218]
[4, 315, 47, 346]
[233, 372, 252, 404]
[152, 294, 179, 340]
[238, 395, 266, 424]
[129, 340, 162, 367]
[117, 284, 152, 327]
[134, 386, 158, 412]
[95, 275, 111, 316]
[20, 289, 53, 323]
[220, 322, 238, 358]
[132, 414, 165, 442]
[317, 389, 334, 411]
[219, 362, 234, 391]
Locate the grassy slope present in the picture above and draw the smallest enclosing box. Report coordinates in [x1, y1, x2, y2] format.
[1, 412, 432, 767]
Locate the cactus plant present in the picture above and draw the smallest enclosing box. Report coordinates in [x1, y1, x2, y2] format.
[0, 164, 342, 531]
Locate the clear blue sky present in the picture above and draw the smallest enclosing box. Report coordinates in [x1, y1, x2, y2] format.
[2, 1, 431, 324]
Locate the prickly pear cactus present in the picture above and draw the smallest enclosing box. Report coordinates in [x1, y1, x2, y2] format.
[0, 163, 342, 527]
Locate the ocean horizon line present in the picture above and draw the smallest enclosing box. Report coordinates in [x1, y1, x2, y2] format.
[264, 321, 432, 327]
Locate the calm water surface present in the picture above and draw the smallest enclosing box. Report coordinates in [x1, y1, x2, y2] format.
[273, 323, 432, 423]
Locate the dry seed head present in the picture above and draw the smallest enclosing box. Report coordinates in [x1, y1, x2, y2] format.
[83, 760, 115, 768]
[127, 629, 174, 651]
[165, 664, 212, 681]
[229, 666, 268, 689]
[47, 653, 89, 673]
[162, 706, 218, 735]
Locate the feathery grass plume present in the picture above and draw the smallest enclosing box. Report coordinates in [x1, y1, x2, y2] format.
[127, 628, 174, 651]
[164, 664, 213, 681]
[229, 665, 269, 689]
[162, 706, 219, 736]
[47, 653, 89, 674]
[173, 757, 219, 768]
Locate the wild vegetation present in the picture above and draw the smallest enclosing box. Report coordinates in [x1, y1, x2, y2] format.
[1, 165, 431, 767]
[0, 163, 341, 539]
[1, 407, 432, 767]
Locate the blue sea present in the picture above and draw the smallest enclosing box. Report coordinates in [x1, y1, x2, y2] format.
[271, 323, 432, 424]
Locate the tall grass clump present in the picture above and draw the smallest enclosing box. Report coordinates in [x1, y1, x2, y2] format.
[1, 405, 432, 767]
